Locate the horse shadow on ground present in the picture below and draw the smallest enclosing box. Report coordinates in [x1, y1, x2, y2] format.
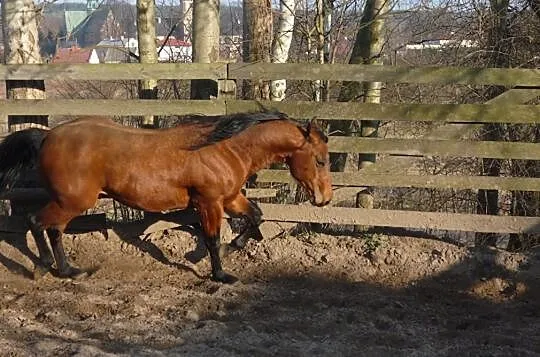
[106, 212, 208, 279]
[0, 208, 211, 280]
[0, 231, 40, 280]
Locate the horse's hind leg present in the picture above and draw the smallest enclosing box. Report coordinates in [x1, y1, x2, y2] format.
[28, 214, 55, 279]
[37, 200, 95, 279]
[46, 227, 86, 278]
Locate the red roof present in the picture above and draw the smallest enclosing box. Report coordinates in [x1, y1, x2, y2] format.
[52, 46, 94, 64]
[158, 39, 191, 47]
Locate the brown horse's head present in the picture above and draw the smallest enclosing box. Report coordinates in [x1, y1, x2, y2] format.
[286, 120, 333, 207]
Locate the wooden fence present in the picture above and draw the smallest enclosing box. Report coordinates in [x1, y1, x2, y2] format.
[1, 62, 539, 236]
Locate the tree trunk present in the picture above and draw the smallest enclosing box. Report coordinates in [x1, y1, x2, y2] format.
[313, 0, 324, 102]
[322, 0, 332, 101]
[475, 0, 510, 247]
[270, 0, 296, 102]
[242, 0, 272, 100]
[3, 0, 47, 132]
[136, 0, 158, 127]
[3, 0, 47, 217]
[329, 0, 387, 178]
[191, 0, 219, 100]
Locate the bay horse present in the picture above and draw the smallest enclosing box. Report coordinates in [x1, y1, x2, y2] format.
[0, 113, 332, 283]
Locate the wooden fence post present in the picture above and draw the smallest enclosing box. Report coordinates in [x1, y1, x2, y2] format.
[218, 79, 237, 101]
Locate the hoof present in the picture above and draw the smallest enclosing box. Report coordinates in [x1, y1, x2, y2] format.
[211, 271, 239, 284]
[185, 249, 206, 264]
[252, 229, 264, 242]
[57, 266, 91, 280]
[33, 264, 51, 280]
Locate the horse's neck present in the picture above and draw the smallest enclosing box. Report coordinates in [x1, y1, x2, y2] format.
[237, 123, 302, 173]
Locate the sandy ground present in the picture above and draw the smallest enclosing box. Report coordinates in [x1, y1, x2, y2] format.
[1, 223, 539, 356]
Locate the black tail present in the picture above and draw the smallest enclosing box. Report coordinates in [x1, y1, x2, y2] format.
[0, 128, 49, 191]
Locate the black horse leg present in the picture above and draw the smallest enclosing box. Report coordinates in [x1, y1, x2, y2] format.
[28, 215, 55, 278]
[197, 200, 238, 284]
[204, 233, 238, 284]
[46, 228, 86, 279]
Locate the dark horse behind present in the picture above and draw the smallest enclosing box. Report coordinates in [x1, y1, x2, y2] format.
[0, 112, 332, 283]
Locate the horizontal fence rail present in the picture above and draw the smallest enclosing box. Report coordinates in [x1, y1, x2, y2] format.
[1, 63, 539, 86]
[328, 137, 540, 159]
[227, 101, 540, 124]
[1, 205, 538, 235]
[256, 170, 540, 192]
[3, 99, 539, 124]
[0, 99, 229, 117]
[0, 63, 227, 80]
[257, 204, 540, 234]
[228, 63, 540, 86]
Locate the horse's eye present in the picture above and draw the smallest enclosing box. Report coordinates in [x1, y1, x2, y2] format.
[316, 158, 326, 168]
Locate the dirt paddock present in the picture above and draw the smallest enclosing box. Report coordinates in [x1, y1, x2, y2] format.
[0, 224, 539, 356]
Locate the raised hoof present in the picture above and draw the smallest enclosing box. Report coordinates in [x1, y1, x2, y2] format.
[185, 249, 207, 264]
[33, 264, 52, 280]
[252, 229, 264, 242]
[211, 271, 239, 284]
[57, 266, 90, 280]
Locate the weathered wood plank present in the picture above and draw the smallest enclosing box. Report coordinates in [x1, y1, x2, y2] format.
[0, 214, 106, 234]
[90, 205, 540, 235]
[0, 205, 536, 235]
[0, 63, 538, 85]
[0, 99, 227, 117]
[258, 204, 540, 234]
[360, 88, 540, 175]
[328, 137, 540, 160]
[256, 170, 540, 191]
[229, 63, 540, 86]
[0, 63, 228, 80]
[0, 187, 275, 201]
[244, 188, 277, 198]
[2, 99, 539, 124]
[0, 188, 50, 201]
[486, 87, 540, 104]
[226, 100, 540, 124]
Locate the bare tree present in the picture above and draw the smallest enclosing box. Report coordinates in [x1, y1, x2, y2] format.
[270, 0, 296, 101]
[242, 0, 272, 99]
[3, 0, 47, 132]
[328, 0, 389, 174]
[2, 0, 47, 217]
[137, 0, 158, 127]
[191, 0, 219, 99]
[475, 0, 510, 247]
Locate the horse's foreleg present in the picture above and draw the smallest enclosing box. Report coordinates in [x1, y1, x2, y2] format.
[224, 194, 264, 255]
[197, 199, 238, 284]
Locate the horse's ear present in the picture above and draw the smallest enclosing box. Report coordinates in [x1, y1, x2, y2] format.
[303, 118, 319, 140]
[309, 118, 320, 130]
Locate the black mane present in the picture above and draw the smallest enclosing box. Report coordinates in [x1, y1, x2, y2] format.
[208, 111, 291, 143]
[184, 111, 292, 148]
[167, 111, 328, 148]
